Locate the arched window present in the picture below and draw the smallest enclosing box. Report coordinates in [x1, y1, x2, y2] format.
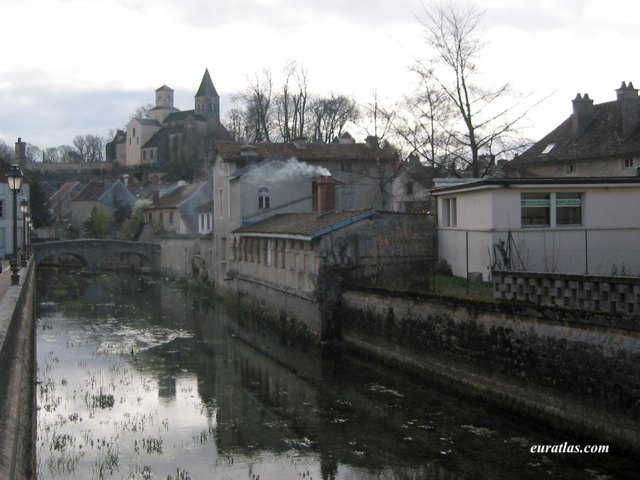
[258, 186, 270, 209]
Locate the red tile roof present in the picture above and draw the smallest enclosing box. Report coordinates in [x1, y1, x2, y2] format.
[215, 141, 397, 164]
[234, 209, 375, 239]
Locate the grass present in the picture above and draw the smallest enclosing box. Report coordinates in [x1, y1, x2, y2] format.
[430, 274, 493, 299]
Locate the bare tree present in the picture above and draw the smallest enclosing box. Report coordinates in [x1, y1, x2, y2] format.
[274, 62, 309, 142]
[0, 140, 13, 162]
[415, 1, 531, 177]
[238, 69, 274, 142]
[309, 94, 359, 143]
[224, 108, 247, 141]
[129, 103, 154, 122]
[73, 134, 104, 162]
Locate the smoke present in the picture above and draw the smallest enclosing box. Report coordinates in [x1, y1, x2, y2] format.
[244, 158, 330, 184]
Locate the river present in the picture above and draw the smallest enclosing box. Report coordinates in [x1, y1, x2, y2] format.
[35, 269, 638, 479]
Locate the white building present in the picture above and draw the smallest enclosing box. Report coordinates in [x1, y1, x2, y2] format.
[431, 177, 640, 280]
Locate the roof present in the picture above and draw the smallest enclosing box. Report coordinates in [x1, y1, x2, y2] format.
[132, 118, 161, 127]
[147, 181, 206, 209]
[215, 141, 397, 164]
[195, 200, 213, 213]
[195, 69, 219, 97]
[234, 209, 376, 240]
[156, 85, 174, 92]
[164, 110, 206, 123]
[73, 180, 108, 201]
[48, 181, 82, 204]
[512, 99, 640, 166]
[431, 176, 640, 195]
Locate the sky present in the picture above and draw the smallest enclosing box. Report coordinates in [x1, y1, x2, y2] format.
[1, 0, 639, 152]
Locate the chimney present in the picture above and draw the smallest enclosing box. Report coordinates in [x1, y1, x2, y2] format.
[240, 144, 258, 163]
[317, 175, 335, 215]
[571, 93, 594, 138]
[292, 137, 307, 149]
[365, 135, 379, 149]
[616, 81, 640, 137]
[14, 138, 26, 167]
[127, 174, 136, 192]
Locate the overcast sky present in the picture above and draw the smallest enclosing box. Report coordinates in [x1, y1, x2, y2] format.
[1, 0, 639, 151]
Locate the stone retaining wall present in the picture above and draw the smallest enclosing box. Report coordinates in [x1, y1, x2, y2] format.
[338, 286, 640, 456]
[0, 262, 37, 480]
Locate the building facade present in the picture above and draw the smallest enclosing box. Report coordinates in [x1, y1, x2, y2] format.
[432, 177, 640, 280]
[107, 69, 231, 167]
[509, 81, 640, 177]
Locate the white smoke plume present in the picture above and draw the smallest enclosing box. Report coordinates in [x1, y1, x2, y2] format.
[244, 158, 331, 184]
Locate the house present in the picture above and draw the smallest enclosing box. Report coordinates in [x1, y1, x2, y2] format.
[210, 138, 399, 287]
[107, 69, 232, 167]
[69, 179, 136, 234]
[391, 155, 436, 213]
[143, 180, 213, 236]
[509, 81, 640, 177]
[228, 177, 432, 340]
[431, 176, 640, 280]
[47, 181, 84, 224]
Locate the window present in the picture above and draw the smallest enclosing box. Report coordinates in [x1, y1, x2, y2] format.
[258, 186, 271, 209]
[0, 200, 3, 218]
[566, 162, 576, 174]
[521, 192, 583, 227]
[541, 143, 555, 155]
[521, 193, 550, 226]
[406, 182, 414, 195]
[143, 150, 147, 160]
[159, 212, 164, 223]
[623, 158, 633, 169]
[169, 211, 174, 224]
[441, 197, 457, 227]
[555, 193, 582, 225]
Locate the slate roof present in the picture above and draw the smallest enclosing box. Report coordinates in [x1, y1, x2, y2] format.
[164, 110, 206, 123]
[48, 181, 82, 205]
[215, 141, 397, 164]
[147, 181, 205, 209]
[195, 68, 219, 97]
[133, 118, 161, 126]
[512, 99, 640, 165]
[73, 180, 108, 201]
[234, 209, 376, 239]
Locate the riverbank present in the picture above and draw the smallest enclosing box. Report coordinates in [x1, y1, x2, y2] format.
[337, 285, 640, 458]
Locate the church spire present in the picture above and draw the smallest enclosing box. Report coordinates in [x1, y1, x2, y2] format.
[195, 68, 218, 98]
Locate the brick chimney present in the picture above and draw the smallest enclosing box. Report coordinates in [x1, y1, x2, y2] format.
[317, 175, 335, 215]
[571, 93, 594, 138]
[616, 81, 640, 137]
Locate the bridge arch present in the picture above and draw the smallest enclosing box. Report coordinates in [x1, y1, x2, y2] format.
[33, 239, 161, 272]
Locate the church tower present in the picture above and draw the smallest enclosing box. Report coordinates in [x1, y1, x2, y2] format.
[149, 85, 178, 124]
[194, 69, 220, 127]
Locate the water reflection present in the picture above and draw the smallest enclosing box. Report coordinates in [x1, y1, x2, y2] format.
[36, 270, 638, 479]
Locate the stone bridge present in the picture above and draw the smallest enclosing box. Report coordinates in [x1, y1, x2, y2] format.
[33, 239, 161, 272]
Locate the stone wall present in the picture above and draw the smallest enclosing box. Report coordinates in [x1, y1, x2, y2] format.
[0, 261, 37, 479]
[338, 286, 640, 455]
[493, 270, 640, 314]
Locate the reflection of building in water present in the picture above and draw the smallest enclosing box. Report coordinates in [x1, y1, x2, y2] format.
[157, 375, 176, 401]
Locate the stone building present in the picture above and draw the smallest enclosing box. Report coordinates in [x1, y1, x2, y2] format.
[106, 69, 232, 167]
[509, 81, 640, 177]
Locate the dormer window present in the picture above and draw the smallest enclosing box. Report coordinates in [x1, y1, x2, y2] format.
[258, 186, 271, 209]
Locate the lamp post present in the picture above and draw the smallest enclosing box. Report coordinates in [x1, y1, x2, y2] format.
[20, 198, 28, 266]
[25, 212, 31, 259]
[6, 164, 24, 285]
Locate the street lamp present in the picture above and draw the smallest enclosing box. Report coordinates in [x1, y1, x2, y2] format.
[6, 164, 24, 285]
[25, 211, 31, 259]
[20, 199, 28, 266]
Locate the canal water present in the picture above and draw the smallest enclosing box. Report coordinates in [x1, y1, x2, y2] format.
[36, 269, 638, 479]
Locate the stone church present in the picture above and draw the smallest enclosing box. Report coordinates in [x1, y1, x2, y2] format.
[106, 69, 231, 167]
